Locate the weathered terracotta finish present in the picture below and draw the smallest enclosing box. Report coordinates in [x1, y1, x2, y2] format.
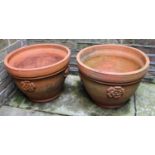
[77, 44, 150, 108]
[4, 44, 70, 103]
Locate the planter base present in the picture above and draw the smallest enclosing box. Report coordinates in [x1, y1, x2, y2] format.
[94, 100, 129, 109]
[29, 93, 61, 103]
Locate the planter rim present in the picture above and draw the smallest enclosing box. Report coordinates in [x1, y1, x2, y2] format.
[13, 66, 68, 80]
[77, 44, 150, 76]
[4, 43, 71, 73]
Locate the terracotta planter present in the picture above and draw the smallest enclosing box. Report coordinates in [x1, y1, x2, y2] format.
[77, 44, 150, 108]
[4, 44, 71, 103]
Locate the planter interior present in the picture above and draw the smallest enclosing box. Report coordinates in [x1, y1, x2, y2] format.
[81, 45, 146, 74]
[8, 45, 66, 70]
[5, 44, 70, 78]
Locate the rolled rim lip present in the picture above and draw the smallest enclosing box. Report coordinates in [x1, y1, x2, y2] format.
[4, 43, 71, 72]
[77, 44, 150, 76]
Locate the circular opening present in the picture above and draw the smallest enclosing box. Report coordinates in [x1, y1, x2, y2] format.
[13, 52, 64, 69]
[5, 44, 70, 71]
[77, 44, 150, 75]
[84, 55, 142, 73]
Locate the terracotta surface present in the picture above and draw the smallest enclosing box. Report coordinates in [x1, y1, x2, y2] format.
[4, 44, 71, 103]
[77, 44, 150, 108]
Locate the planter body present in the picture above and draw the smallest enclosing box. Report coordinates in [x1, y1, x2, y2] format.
[4, 44, 70, 103]
[77, 44, 150, 108]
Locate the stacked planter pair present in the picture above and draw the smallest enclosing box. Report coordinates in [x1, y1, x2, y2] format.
[4, 44, 149, 109]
